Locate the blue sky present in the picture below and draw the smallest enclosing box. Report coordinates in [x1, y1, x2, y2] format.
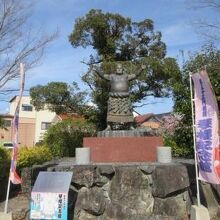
[1, 0, 218, 114]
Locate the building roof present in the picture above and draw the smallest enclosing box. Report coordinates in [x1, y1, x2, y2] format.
[9, 96, 17, 103]
[134, 113, 154, 124]
[0, 114, 14, 118]
[57, 113, 83, 120]
[154, 112, 172, 120]
[9, 95, 30, 103]
[134, 112, 172, 124]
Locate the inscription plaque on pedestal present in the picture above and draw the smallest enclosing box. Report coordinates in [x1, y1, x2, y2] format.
[30, 172, 73, 220]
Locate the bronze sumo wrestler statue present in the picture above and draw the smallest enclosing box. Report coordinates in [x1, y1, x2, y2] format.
[94, 63, 146, 131]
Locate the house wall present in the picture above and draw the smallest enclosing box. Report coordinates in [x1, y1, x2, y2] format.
[0, 116, 36, 146]
[8, 96, 56, 145]
[19, 122, 35, 146]
[19, 118, 36, 146]
[9, 96, 36, 119]
[35, 110, 56, 143]
[141, 121, 160, 129]
[0, 127, 12, 143]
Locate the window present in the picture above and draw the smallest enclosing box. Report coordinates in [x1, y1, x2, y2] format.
[3, 142, 13, 149]
[41, 122, 51, 130]
[4, 120, 11, 127]
[21, 104, 33, 112]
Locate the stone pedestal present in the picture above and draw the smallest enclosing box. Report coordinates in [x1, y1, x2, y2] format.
[157, 146, 172, 163]
[76, 148, 90, 164]
[190, 205, 210, 220]
[83, 136, 163, 163]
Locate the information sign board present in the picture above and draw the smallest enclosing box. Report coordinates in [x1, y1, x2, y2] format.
[30, 172, 73, 220]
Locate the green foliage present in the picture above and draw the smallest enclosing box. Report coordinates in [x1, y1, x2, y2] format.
[69, 9, 180, 129]
[17, 146, 53, 169]
[183, 44, 220, 106]
[170, 44, 220, 158]
[173, 44, 220, 116]
[43, 120, 96, 157]
[69, 9, 166, 61]
[164, 136, 193, 158]
[70, 10, 131, 58]
[0, 147, 10, 179]
[30, 81, 88, 115]
[0, 117, 9, 130]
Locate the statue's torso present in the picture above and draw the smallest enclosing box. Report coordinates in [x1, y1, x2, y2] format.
[110, 74, 129, 93]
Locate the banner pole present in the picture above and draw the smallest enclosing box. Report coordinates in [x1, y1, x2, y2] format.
[189, 72, 201, 206]
[4, 176, 11, 213]
[4, 63, 25, 213]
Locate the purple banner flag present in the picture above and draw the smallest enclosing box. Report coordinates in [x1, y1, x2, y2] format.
[9, 63, 25, 184]
[192, 70, 220, 184]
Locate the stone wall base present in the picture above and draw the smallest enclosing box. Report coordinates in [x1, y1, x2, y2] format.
[19, 159, 220, 220]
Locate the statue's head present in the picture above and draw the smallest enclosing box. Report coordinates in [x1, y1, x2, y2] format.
[116, 64, 123, 75]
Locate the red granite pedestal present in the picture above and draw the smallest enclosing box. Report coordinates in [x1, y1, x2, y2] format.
[83, 136, 163, 163]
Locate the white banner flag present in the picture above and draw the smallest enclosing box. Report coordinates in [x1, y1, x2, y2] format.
[192, 70, 220, 184]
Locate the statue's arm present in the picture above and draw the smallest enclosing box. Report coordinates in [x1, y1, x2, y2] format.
[128, 64, 146, 81]
[93, 68, 110, 81]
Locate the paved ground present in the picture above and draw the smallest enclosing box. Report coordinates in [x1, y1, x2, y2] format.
[0, 193, 29, 220]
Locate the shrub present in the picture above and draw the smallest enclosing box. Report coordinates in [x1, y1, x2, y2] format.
[159, 113, 194, 158]
[0, 147, 10, 179]
[17, 146, 53, 169]
[163, 135, 193, 158]
[43, 120, 96, 157]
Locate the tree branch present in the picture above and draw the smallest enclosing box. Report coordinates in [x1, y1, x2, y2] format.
[80, 59, 103, 65]
[133, 101, 162, 108]
[0, 0, 57, 90]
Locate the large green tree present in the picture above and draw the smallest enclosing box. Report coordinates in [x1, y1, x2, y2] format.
[170, 44, 220, 157]
[30, 82, 89, 115]
[69, 9, 180, 129]
[174, 44, 220, 112]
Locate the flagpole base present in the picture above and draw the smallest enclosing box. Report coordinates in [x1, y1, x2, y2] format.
[0, 212, 12, 220]
[190, 205, 210, 220]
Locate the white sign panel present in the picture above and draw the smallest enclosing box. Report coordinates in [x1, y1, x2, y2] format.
[30, 172, 72, 220]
